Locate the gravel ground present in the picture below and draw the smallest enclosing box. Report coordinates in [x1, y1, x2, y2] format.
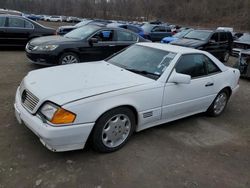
[0, 21, 249, 188]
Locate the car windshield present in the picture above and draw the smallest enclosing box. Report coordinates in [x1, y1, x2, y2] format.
[174, 29, 193, 38]
[184, 30, 211, 41]
[64, 25, 99, 39]
[107, 45, 176, 80]
[237, 33, 250, 42]
[141, 24, 154, 32]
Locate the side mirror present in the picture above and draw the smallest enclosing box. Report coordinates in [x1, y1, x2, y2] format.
[209, 39, 216, 44]
[88, 38, 98, 46]
[168, 70, 191, 84]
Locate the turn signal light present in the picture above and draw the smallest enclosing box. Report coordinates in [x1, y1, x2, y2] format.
[51, 108, 76, 124]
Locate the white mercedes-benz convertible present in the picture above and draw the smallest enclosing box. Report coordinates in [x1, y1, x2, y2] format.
[14, 43, 240, 152]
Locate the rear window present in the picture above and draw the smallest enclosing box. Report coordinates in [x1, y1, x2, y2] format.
[0, 16, 6, 27]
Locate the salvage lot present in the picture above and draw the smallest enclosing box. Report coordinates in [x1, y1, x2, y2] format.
[0, 22, 250, 188]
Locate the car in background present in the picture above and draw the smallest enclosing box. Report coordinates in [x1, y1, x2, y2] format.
[26, 25, 148, 65]
[161, 28, 193, 43]
[15, 43, 240, 152]
[232, 33, 250, 57]
[49, 16, 62, 22]
[141, 24, 172, 42]
[22, 14, 42, 21]
[0, 15, 55, 47]
[0, 8, 22, 16]
[171, 30, 233, 62]
[66, 16, 81, 23]
[235, 49, 250, 78]
[56, 19, 112, 35]
[107, 23, 144, 37]
[56, 19, 92, 35]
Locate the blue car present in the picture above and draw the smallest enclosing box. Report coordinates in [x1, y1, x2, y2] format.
[161, 28, 193, 43]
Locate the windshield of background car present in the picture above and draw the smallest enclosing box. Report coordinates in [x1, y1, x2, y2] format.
[174, 29, 192, 38]
[64, 25, 99, 39]
[237, 33, 250, 42]
[184, 30, 211, 41]
[107, 45, 176, 79]
[141, 24, 154, 32]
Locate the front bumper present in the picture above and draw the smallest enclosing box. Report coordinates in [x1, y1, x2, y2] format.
[26, 51, 59, 66]
[14, 88, 95, 152]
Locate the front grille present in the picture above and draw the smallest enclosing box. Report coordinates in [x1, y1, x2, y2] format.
[21, 90, 39, 111]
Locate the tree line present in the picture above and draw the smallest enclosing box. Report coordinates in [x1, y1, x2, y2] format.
[1, 0, 249, 30]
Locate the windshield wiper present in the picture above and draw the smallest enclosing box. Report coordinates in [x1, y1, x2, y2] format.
[125, 68, 160, 78]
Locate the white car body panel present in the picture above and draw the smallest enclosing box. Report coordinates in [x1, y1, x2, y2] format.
[14, 43, 240, 152]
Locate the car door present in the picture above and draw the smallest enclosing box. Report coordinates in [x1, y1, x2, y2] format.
[80, 29, 116, 61]
[5, 17, 34, 46]
[0, 16, 7, 46]
[113, 30, 138, 53]
[217, 32, 230, 57]
[205, 32, 221, 58]
[162, 54, 216, 120]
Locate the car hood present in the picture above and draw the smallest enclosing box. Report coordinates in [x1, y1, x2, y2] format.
[29, 35, 78, 46]
[234, 40, 250, 45]
[171, 38, 207, 48]
[22, 61, 154, 106]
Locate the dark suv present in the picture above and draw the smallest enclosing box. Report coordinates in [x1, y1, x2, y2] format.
[171, 30, 233, 62]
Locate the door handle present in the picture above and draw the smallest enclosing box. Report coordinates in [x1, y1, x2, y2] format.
[205, 82, 214, 87]
[109, 44, 116, 47]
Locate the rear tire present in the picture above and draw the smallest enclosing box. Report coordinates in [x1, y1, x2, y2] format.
[91, 107, 136, 153]
[206, 89, 230, 117]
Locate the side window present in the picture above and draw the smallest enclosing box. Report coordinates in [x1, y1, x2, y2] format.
[210, 33, 219, 42]
[8, 17, 25, 28]
[92, 30, 114, 42]
[175, 54, 206, 78]
[152, 26, 166, 32]
[117, 30, 137, 41]
[0, 17, 6, 27]
[204, 56, 221, 74]
[24, 20, 33, 29]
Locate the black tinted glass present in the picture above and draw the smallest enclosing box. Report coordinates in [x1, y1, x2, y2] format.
[176, 54, 206, 78]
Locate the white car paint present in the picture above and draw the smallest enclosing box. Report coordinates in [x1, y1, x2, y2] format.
[14, 43, 240, 152]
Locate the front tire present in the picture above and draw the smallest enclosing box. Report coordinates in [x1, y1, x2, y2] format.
[207, 89, 229, 117]
[59, 52, 79, 65]
[91, 107, 136, 153]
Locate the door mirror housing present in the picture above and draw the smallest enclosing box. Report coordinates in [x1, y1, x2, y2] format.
[209, 39, 216, 44]
[168, 70, 191, 84]
[88, 37, 98, 46]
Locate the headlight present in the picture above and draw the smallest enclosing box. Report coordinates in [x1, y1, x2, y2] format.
[36, 45, 58, 51]
[40, 102, 76, 125]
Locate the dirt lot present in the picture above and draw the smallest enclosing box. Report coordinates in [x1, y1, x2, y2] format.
[0, 22, 250, 188]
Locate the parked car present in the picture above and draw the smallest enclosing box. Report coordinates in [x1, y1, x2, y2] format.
[26, 25, 148, 65]
[22, 14, 42, 21]
[49, 16, 62, 22]
[232, 33, 250, 57]
[56, 19, 112, 35]
[141, 24, 172, 41]
[15, 43, 240, 152]
[66, 16, 81, 23]
[161, 28, 193, 43]
[171, 30, 233, 62]
[107, 23, 144, 37]
[0, 15, 55, 47]
[235, 49, 250, 78]
[56, 19, 92, 35]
